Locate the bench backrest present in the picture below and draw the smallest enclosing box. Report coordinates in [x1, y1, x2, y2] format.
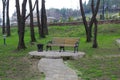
[64, 38, 79, 45]
[52, 37, 64, 44]
[52, 37, 79, 45]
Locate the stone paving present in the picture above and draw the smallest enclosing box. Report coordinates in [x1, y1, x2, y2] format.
[29, 51, 85, 80]
[38, 58, 78, 80]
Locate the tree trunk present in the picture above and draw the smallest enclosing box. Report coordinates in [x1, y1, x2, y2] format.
[79, 0, 91, 42]
[6, 0, 11, 36]
[41, 0, 47, 38]
[89, 0, 95, 38]
[2, 0, 6, 34]
[29, 0, 36, 42]
[79, 0, 100, 48]
[91, 0, 100, 48]
[42, 0, 48, 35]
[15, 0, 27, 50]
[89, 0, 100, 38]
[92, 19, 98, 48]
[36, 0, 42, 38]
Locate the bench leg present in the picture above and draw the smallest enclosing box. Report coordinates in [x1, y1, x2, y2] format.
[74, 47, 76, 53]
[74, 46, 78, 53]
[62, 46, 65, 52]
[59, 46, 65, 52]
[46, 46, 52, 51]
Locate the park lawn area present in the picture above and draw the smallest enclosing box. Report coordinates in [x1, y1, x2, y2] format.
[0, 23, 120, 80]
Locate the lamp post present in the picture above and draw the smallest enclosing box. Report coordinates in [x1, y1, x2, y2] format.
[3, 34, 6, 45]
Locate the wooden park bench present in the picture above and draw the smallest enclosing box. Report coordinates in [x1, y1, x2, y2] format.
[46, 37, 80, 53]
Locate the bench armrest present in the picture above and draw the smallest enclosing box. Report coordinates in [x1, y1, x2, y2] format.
[75, 41, 79, 47]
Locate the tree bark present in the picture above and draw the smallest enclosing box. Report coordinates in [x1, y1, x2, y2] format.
[41, 0, 48, 36]
[92, 18, 98, 48]
[29, 0, 36, 42]
[89, 0, 100, 37]
[6, 0, 11, 36]
[41, 0, 47, 38]
[2, 0, 6, 34]
[79, 0, 91, 42]
[91, 0, 100, 48]
[36, 0, 42, 38]
[15, 0, 27, 50]
[79, 0, 100, 48]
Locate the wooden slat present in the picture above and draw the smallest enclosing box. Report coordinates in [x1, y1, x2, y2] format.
[64, 38, 79, 45]
[52, 37, 64, 44]
[47, 37, 79, 47]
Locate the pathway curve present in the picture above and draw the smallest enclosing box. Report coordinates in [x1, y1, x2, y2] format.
[38, 58, 78, 80]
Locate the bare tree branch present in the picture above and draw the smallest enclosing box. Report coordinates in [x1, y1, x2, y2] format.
[25, 0, 37, 20]
[89, 0, 100, 24]
[89, 0, 100, 37]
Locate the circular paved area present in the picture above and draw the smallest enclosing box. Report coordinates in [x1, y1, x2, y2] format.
[29, 51, 85, 59]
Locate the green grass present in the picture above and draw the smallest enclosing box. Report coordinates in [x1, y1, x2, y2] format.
[0, 23, 120, 80]
[66, 57, 120, 80]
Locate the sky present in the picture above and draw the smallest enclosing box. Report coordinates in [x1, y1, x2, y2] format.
[0, 0, 89, 17]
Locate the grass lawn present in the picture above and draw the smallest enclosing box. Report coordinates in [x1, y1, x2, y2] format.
[0, 23, 120, 80]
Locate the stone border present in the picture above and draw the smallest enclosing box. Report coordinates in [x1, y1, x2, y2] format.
[29, 51, 85, 60]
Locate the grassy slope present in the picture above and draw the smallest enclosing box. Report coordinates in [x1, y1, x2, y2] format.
[0, 23, 120, 80]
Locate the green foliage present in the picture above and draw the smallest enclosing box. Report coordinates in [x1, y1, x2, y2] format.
[68, 16, 74, 22]
[0, 23, 120, 79]
[111, 13, 120, 20]
[105, 11, 109, 20]
[84, 0, 120, 14]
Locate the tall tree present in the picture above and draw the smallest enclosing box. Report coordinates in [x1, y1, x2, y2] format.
[2, 0, 6, 34]
[41, 0, 48, 37]
[91, 0, 100, 48]
[6, 0, 11, 36]
[29, 0, 36, 42]
[79, 0, 100, 48]
[89, 0, 100, 38]
[15, 0, 27, 50]
[36, 0, 42, 38]
[79, 0, 91, 42]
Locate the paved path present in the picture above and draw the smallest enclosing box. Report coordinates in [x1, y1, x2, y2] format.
[29, 51, 85, 80]
[38, 58, 78, 80]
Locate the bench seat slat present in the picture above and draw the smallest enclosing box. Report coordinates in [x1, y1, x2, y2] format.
[64, 44, 75, 47]
[47, 44, 65, 46]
